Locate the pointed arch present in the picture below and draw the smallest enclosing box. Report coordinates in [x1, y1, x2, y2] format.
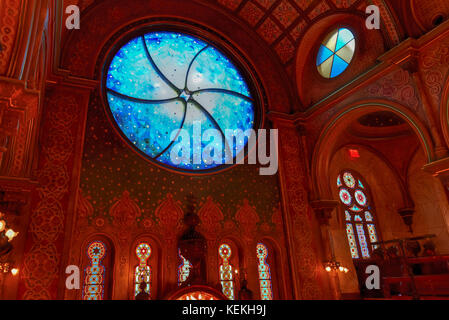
[312, 99, 435, 200]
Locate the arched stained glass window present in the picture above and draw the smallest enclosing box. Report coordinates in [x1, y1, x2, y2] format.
[134, 243, 151, 298]
[104, 31, 257, 173]
[219, 243, 235, 300]
[83, 241, 107, 300]
[256, 243, 273, 300]
[316, 28, 355, 78]
[178, 248, 192, 286]
[337, 171, 380, 259]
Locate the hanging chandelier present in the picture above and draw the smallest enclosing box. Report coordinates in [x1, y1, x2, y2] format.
[324, 260, 349, 273]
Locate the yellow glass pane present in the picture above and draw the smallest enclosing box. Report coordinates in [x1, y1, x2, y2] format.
[317, 55, 334, 78]
[335, 39, 355, 63]
[322, 30, 338, 52]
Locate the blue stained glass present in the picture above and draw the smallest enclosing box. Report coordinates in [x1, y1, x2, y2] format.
[336, 28, 354, 51]
[105, 31, 256, 172]
[107, 37, 177, 100]
[316, 45, 334, 66]
[187, 47, 251, 97]
[316, 28, 355, 79]
[107, 92, 185, 158]
[144, 33, 207, 90]
[331, 54, 349, 78]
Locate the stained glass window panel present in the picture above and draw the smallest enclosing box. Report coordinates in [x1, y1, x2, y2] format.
[178, 249, 192, 285]
[339, 188, 352, 205]
[219, 244, 235, 300]
[105, 31, 256, 172]
[316, 28, 355, 79]
[367, 224, 378, 245]
[365, 211, 373, 222]
[256, 243, 273, 300]
[83, 241, 107, 300]
[134, 243, 151, 297]
[343, 172, 356, 188]
[338, 171, 380, 259]
[337, 175, 342, 187]
[345, 210, 351, 221]
[346, 224, 359, 259]
[356, 224, 370, 258]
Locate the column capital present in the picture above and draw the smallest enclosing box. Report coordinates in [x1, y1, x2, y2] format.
[310, 200, 339, 226]
[267, 111, 305, 130]
[398, 207, 415, 233]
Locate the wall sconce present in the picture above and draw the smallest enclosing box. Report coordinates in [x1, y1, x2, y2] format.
[324, 261, 349, 273]
[0, 262, 18, 276]
[0, 211, 18, 256]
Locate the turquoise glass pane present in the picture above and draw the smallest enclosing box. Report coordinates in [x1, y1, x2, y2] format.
[316, 45, 334, 66]
[187, 47, 251, 97]
[105, 31, 255, 172]
[317, 28, 355, 79]
[107, 92, 185, 158]
[336, 28, 354, 51]
[144, 33, 207, 89]
[330, 54, 349, 78]
[156, 101, 226, 171]
[107, 37, 177, 100]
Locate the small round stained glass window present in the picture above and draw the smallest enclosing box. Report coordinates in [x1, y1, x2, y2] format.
[104, 31, 257, 173]
[316, 28, 355, 78]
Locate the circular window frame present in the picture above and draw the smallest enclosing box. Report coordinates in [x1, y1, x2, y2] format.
[99, 19, 265, 175]
[314, 25, 358, 81]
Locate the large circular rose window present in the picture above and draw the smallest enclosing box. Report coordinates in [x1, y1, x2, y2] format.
[104, 31, 256, 173]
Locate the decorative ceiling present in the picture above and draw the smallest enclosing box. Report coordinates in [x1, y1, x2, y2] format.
[62, 0, 402, 67]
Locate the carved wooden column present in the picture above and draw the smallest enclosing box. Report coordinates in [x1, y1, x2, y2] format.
[269, 115, 332, 299]
[17, 86, 91, 299]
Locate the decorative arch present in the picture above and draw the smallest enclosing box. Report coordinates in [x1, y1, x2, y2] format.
[332, 143, 415, 217]
[295, 14, 386, 107]
[312, 99, 435, 200]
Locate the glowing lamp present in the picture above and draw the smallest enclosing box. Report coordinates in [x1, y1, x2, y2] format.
[11, 268, 18, 276]
[0, 220, 5, 232]
[5, 229, 18, 242]
[325, 266, 332, 272]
